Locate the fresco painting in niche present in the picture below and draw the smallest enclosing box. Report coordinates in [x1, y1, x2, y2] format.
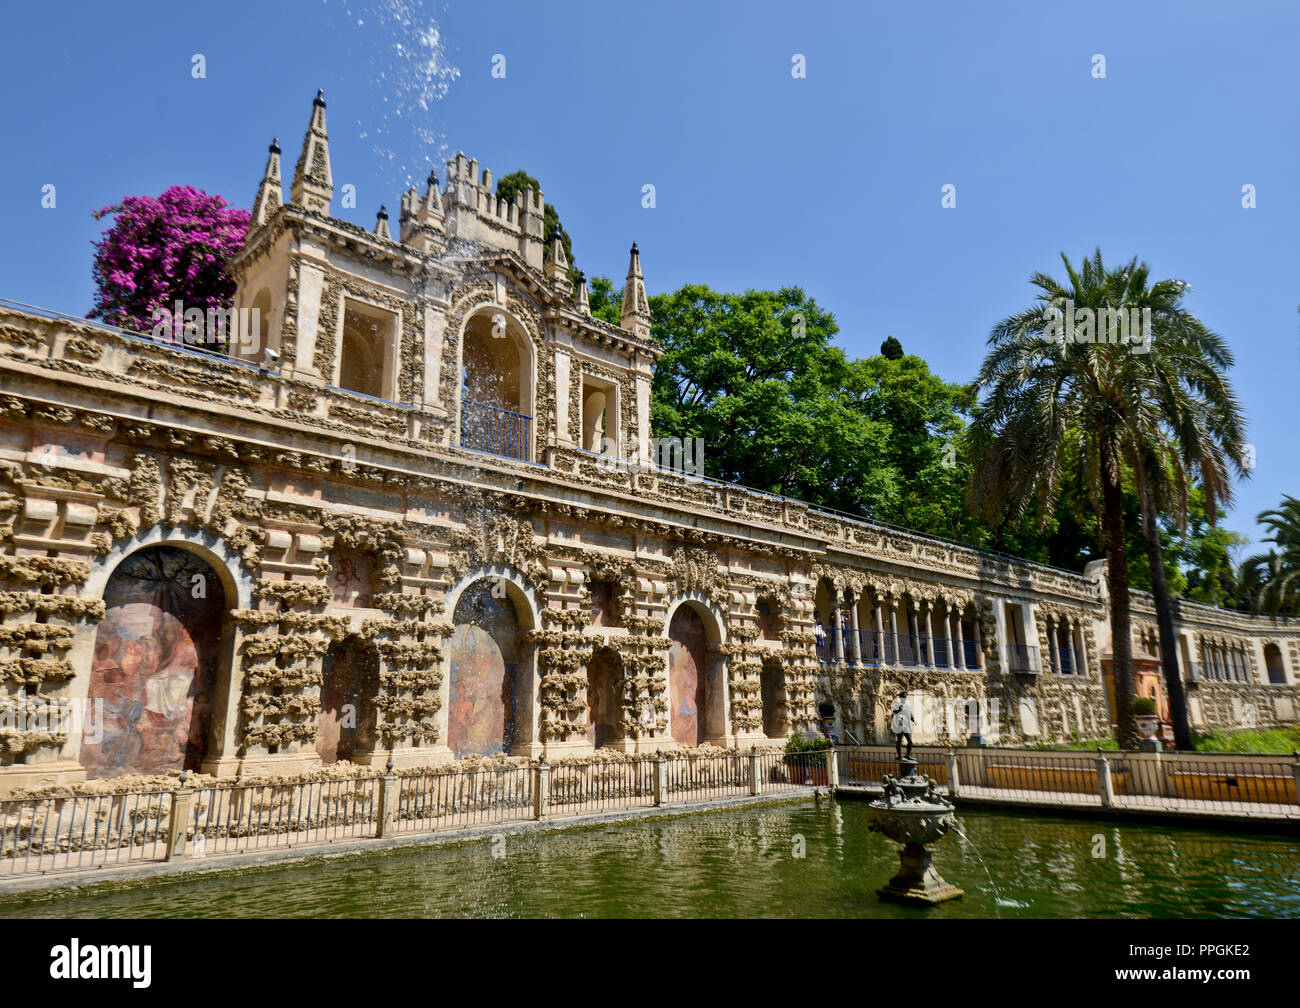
[448, 582, 521, 756]
[82, 546, 224, 778]
[668, 605, 707, 746]
[328, 549, 373, 607]
[317, 637, 378, 764]
[586, 650, 619, 748]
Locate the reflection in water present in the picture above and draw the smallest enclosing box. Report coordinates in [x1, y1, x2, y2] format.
[5, 802, 1298, 919]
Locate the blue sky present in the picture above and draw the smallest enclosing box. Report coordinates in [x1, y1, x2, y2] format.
[0, 0, 1296, 548]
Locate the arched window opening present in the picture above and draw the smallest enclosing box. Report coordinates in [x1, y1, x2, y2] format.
[460, 310, 533, 462]
[1264, 643, 1286, 685]
[580, 375, 617, 454]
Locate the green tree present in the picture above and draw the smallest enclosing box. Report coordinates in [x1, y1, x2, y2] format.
[648, 284, 887, 507]
[1243, 495, 1300, 617]
[968, 250, 1245, 749]
[880, 336, 904, 360]
[843, 353, 980, 542]
[495, 170, 580, 287]
[587, 275, 622, 326]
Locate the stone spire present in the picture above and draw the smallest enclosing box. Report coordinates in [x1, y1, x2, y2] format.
[399, 170, 445, 252]
[576, 271, 590, 315]
[547, 234, 572, 296]
[620, 242, 651, 338]
[250, 137, 283, 228]
[290, 89, 333, 215]
[374, 205, 391, 240]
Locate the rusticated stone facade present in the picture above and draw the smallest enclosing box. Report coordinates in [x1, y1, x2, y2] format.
[0, 94, 1295, 793]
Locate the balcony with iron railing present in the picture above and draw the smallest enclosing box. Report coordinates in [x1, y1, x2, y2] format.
[1186, 662, 1249, 685]
[815, 629, 982, 669]
[1052, 647, 1082, 674]
[460, 399, 532, 463]
[1006, 643, 1040, 675]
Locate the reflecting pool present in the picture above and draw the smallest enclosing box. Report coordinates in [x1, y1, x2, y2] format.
[4, 799, 1297, 918]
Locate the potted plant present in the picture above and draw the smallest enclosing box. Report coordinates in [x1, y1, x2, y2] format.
[1132, 696, 1160, 740]
[784, 734, 831, 785]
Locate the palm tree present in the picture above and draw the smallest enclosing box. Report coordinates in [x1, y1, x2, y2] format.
[969, 250, 1246, 749]
[1244, 495, 1300, 617]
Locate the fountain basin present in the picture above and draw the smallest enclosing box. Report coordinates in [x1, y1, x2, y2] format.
[867, 758, 964, 905]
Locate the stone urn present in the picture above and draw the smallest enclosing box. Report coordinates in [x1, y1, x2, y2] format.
[867, 757, 964, 904]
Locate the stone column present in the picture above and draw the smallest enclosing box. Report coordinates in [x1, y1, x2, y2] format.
[831, 587, 844, 663]
[922, 600, 935, 667]
[888, 595, 900, 664]
[847, 594, 861, 663]
[873, 597, 885, 663]
[956, 606, 967, 671]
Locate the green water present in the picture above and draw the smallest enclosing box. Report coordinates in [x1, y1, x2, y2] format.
[3, 800, 1298, 918]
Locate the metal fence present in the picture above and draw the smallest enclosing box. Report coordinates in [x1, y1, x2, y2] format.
[394, 766, 535, 833]
[838, 746, 948, 787]
[188, 777, 382, 858]
[460, 399, 532, 462]
[547, 760, 656, 816]
[837, 744, 1300, 820]
[10, 745, 1293, 882]
[663, 753, 751, 802]
[0, 790, 173, 877]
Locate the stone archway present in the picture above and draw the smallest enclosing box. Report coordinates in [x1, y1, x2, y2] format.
[446, 578, 532, 756]
[80, 544, 232, 779]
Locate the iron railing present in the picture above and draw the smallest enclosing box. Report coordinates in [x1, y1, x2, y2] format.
[0, 790, 173, 877]
[460, 399, 531, 462]
[1007, 644, 1040, 675]
[189, 778, 382, 857]
[547, 760, 656, 815]
[817, 629, 980, 669]
[395, 766, 535, 832]
[1052, 647, 1080, 674]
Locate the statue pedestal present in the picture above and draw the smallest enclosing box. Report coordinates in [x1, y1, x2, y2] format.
[877, 843, 965, 905]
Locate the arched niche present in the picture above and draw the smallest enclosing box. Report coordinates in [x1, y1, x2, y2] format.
[585, 646, 624, 749]
[443, 566, 540, 757]
[664, 593, 728, 747]
[67, 529, 251, 775]
[316, 634, 380, 764]
[760, 654, 788, 739]
[78, 544, 236, 779]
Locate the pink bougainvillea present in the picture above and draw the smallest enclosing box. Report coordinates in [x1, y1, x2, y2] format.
[88, 186, 251, 334]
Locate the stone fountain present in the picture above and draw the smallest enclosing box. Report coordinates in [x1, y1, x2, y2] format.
[867, 757, 964, 904]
